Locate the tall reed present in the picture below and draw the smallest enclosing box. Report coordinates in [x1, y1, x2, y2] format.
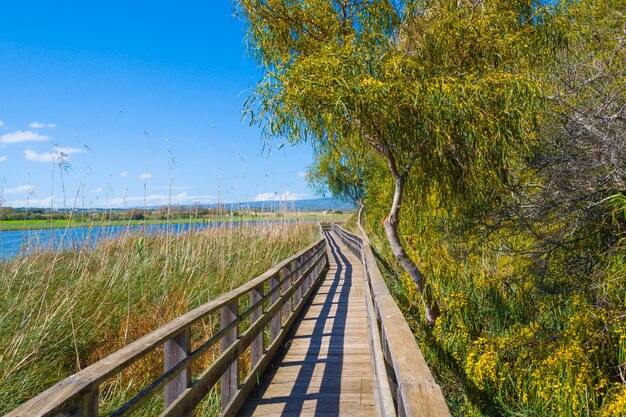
[0, 221, 318, 414]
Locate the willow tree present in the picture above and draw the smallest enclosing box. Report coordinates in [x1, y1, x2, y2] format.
[238, 0, 552, 324]
[307, 133, 373, 223]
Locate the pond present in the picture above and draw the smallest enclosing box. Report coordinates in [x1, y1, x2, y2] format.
[0, 221, 301, 260]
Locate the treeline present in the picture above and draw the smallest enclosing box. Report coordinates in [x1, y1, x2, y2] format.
[238, 0, 625, 416]
[0, 206, 245, 222]
[0, 208, 68, 221]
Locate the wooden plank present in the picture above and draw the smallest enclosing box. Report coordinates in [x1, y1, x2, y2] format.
[281, 264, 292, 323]
[269, 274, 281, 342]
[398, 383, 452, 417]
[249, 285, 264, 367]
[241, 232, 376, 417]
[164, 328, 191, 410]
[221, 256, 327, 417]
[363, 262, 396, 417]
[160, 250, 328, 417]
[242, 402, 375, 417]
[334, 225, 451, 417]
[221, 300, 239, 409]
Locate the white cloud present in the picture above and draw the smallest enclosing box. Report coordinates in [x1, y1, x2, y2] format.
[253, 191, 307, 202]
[24, 149, 56, 163]
[120, 171, 128, 177]
[29, 121, 56, 129]
[151, 185, 193, 191]
[4, 192, 217, 209]
[297, 171, 307, 178]
[91, 188, 102, 193]
[138, 173, 153, 180]
[105, 192, 216, 208]
[4, 184, 35, 194]
[0, 156, 7, 162]
[254, 192, 277, 201]
[5, 196, 57, 208]
[24, 146, 83, 163]
[0, 121, 4, 127]
[0, 130, 49, 144]
[54, 146, 83, 155]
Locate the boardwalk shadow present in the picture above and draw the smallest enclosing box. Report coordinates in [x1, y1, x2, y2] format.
[241, 231, 353, 416]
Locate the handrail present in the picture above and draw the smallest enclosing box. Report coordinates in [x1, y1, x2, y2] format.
[331, 223, 451, 417]
[7, 237, 329, 417]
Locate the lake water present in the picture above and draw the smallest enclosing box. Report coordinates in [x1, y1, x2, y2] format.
[0, 221, 295, 260]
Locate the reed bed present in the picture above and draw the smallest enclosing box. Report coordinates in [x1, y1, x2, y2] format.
[0, 221, 318, 414]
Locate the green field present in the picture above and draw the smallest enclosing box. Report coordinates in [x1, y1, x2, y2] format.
[0, 211, 351, 231]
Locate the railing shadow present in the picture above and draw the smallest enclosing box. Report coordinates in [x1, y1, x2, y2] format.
[243, 231, 353, 416]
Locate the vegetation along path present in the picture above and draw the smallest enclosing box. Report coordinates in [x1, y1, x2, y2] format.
[6, 224, 452, 416]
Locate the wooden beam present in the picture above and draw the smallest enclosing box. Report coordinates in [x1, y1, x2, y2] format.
[59, 388, 98, 417]
[292, 258, 302, 307]
[160, 251, 328, 417]
[332, 224, 451, 417]
[249, 284, 264, 367]
[164, 328, 191, 411]
[221, 252, 327, 417]
[220, 300, 239, 410]
[281, 264, 292, 323]
[269, 274, 281, 342]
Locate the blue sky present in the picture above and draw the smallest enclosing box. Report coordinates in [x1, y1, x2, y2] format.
[0, 1, 315, 209]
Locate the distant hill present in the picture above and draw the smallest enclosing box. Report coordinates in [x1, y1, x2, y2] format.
[3, 198, 355, 213]
[215, 198, 355, 212]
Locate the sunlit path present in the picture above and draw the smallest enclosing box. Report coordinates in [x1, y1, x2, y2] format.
[239, 231, 375, 416]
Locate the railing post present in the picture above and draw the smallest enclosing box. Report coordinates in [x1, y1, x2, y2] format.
[269, 273, 281, 341]
[397, 388, 406, 417]
[293, 257, 302, 307]
[220, 299, 239, 409]
[314, 249, 320, 286]
[313, 244, 323, 282]
[60, 388, 98, 417]
[249, 285, 264, 367]
[306, 248, 317, 291]
[315, 244, 324, 282]
[164, 328, 191, 410]
[281, 265, 292, 321]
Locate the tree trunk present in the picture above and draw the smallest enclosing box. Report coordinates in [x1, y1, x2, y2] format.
[361, 128, 440, 324]
[383, 176, 440, 325]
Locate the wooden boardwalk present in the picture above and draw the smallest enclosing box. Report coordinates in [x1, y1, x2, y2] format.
[7, 224, 451, 417]
[239, 231, 376, 416]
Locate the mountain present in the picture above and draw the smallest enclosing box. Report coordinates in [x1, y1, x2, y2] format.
[215, 198, 355, 212]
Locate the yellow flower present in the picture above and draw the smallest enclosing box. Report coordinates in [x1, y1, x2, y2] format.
[602, 386, 626, 417]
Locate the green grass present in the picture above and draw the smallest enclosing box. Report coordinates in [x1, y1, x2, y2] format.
[0, 211, 351, 231]
[0, 221, 319, 415]
[0, 219, 72, 229]
[360, 211, 626, 417]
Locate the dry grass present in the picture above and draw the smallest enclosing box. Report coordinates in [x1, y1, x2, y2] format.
[0, 221, 318, 414]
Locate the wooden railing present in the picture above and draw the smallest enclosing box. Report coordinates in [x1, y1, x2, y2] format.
[331, 223, 451, 417]
[7, 237, 329, 417]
